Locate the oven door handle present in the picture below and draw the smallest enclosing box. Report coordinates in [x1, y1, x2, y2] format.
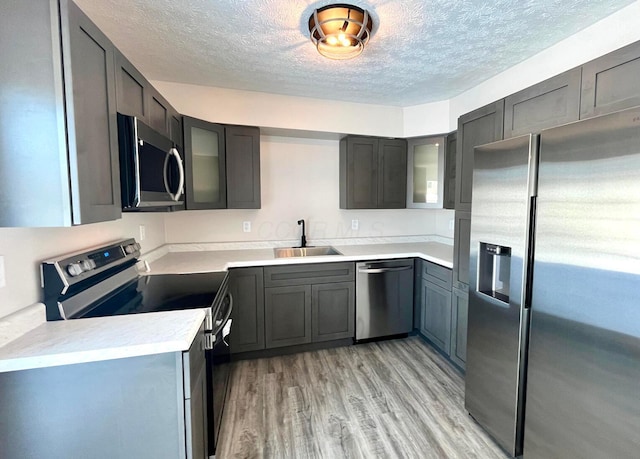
[212, 292, 233, 336]
[163, 147, 185, 202]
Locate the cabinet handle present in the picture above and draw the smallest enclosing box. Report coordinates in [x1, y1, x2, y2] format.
[358, 266, 412, 274]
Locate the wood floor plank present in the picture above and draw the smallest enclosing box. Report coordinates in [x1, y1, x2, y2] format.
[218, 337, 510, 459]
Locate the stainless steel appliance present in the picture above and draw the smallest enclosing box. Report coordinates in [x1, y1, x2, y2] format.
[465, 107, 640, 458]
[41, 239, 232, 457]
[356, 259, 414, 340]
[117, 114, 185, 209]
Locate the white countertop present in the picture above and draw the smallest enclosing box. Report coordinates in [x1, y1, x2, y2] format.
[0, 309, 205, 373]
[146, 241, 453, 275]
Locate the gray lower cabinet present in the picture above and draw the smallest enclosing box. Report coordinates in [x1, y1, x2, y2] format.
[264, 263, 355, 349]
[1, 0, 121, 226]
[581, 40, 640, 119]
[0, 322, 208, 459]
[503, 67, 581, 139]
[265, 285, 312, 348]
[340, 136, 407, 209]
[450, 287, 468, 369]
[229, 267, 265, 354]
[417, 260, 453, 356]
[455, 100, 504, 212]
[312, 282, 355, 342]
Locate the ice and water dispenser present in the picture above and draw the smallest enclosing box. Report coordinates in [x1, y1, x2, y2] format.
[478, 243, 511, 303]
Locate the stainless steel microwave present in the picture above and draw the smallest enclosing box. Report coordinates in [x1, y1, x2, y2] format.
[117, 114, 184, 209]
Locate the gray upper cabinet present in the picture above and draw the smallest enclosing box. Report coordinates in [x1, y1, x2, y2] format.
[443, 131, 457, 210]
[170, 108, 183, 148]
[455, 100, 504, 212]
[504, 68, 581, 139]
[229, 267, 265, 354]
[148, 88, 171, 137]
[183, 117, 261, 210]
[225, 126, 261, 209]
[183, 116, 227, 210]
[581, 41, 640, 119]
[0, 0, 121, 226]
[340, 136, 407, 209]
[379, 139, 408, 208]
[114, 50, 149, 124]
[406, 136, 445, 209]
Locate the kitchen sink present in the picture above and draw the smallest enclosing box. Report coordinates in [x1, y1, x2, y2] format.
[273, 246, 342, 258]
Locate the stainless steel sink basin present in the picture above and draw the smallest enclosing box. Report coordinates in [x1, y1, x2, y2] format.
[273, 246, 342, 258]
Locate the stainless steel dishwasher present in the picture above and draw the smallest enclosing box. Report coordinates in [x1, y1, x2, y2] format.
[356, 259, 414, 340]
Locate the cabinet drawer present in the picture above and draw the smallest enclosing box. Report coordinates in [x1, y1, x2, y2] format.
[264, 262, 355, 287]
[182, 322, 206, 399]
[420, 260, 452, 290]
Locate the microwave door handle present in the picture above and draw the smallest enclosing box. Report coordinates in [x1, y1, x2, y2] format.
[171, 147, 185, 201]
[163, 148, 184, 202]
[133, 119, 141, 207]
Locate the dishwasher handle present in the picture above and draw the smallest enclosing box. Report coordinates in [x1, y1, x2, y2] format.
[358, 266, 413, 274]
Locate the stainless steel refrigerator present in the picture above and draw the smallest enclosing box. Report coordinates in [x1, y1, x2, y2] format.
[465, 106, 640, 458]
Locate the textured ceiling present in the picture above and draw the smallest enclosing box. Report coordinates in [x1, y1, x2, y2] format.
[75, 0, 634, 107]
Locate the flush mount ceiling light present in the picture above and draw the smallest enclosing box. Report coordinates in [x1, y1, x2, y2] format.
[308, 4, 374, 60]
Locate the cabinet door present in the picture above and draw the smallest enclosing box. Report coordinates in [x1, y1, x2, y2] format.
[148, 89, 170, 136]
[183, 116, 227, 209]
[453, 211, 471, 291]
[406, 136, 444, 209]
[455, 100, 504, 212]
[114, 50, 149, 124]
[62, 0, 121, 225]
[225, 125, 261, 209]
[378, 139, 407, 208]
[185, 362, 207, 459]
[443, 131, 457, 210]
[420, 280, 452, 355]
[265, 286, 312, 348]
[311, 282, 355, 342]
[169, 109, 183, 148]
[581, 41, 640, 119]
[504, 68, 581, 139]
[340, 137, 378, 209]
[450, 287, 468, 369]
[229, 267, 265, 354]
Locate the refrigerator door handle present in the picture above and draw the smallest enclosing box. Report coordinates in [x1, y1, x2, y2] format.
[524, 195, 537, 310]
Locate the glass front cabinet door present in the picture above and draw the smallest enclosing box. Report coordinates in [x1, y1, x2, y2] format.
[183, 116, 227, 209]
[406, 136, 445, 208]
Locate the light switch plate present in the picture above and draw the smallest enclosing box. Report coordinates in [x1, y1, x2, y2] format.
[243, 221, 251, 232]
[0, 255, 5, 288]
[139, 225, 146, 241]
[351, 219, 359, 230]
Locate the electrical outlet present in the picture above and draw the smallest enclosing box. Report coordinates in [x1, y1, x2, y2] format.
[352, 219, 359, 230]
[449, 219, 455, 230]
[0, 255, 5, 288]
[243, 221, 251, 233]
[139, 224, 146, 241]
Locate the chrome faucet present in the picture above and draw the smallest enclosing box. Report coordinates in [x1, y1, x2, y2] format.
[297, 219, 307, 248]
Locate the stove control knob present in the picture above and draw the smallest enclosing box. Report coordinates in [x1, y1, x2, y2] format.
[125, 244, 136, 254]
[66, 262, 84, 277]
[81, 260, 96, 271]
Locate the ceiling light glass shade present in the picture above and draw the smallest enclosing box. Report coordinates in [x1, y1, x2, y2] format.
[308, 4, 373, 60]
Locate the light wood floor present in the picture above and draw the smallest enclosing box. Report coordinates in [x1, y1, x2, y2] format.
[216, 336, 509, 459]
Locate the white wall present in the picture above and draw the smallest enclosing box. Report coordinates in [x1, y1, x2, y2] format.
[403, 0, 640, 134]
[153, 82, 405, 138]
[0, 213, 165, 318]
[164, 135, 454, 244]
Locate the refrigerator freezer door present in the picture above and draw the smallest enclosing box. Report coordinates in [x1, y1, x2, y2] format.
[466, 134, 538, 456]
[525, 108, 640, 458]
